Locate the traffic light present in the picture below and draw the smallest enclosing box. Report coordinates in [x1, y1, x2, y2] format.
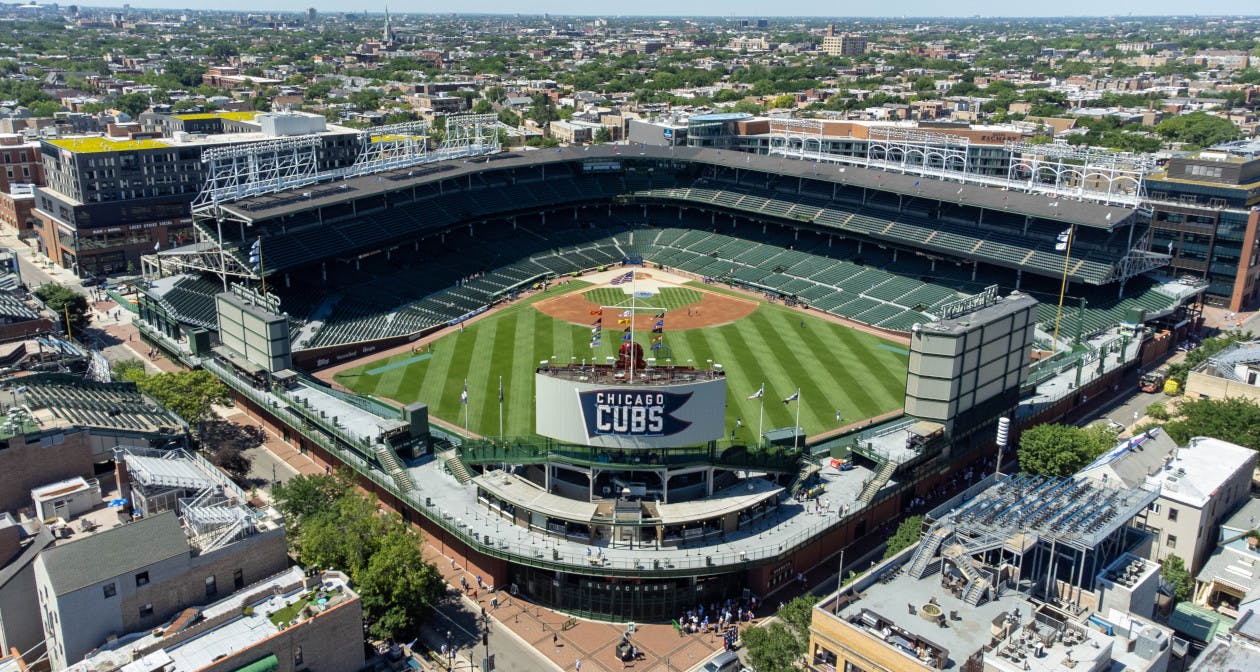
[482, 631, 489, 647]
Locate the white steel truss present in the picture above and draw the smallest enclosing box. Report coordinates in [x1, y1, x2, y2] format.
[1005, 141, 1153, 207]
[349, 119, 431, 173]
[440, 113, 500, 157]
[192, 135, 322, 209]
[766, 121, 1152, 208]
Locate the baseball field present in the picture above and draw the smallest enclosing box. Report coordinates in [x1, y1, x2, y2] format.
[332, 271, 909, 439]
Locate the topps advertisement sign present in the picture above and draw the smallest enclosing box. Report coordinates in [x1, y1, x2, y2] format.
[535, 374, 726, 448]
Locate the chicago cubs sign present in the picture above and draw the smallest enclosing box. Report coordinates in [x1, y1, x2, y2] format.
[578, 390, 693, 437]
[535, 372, 726, 449]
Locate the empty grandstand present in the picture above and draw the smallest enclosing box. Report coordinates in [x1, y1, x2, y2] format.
[138, 146, 1194, 362]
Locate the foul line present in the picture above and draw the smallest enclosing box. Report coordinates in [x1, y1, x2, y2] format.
[365, 352, 432, 375]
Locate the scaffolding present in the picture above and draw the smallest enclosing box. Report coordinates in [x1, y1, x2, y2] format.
[765, 122, 1152, 208]
[905, 472, 1160, 611]
[192, 135, 323, 209]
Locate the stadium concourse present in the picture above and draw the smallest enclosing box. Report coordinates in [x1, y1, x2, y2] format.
[130, 144, 1208, 629]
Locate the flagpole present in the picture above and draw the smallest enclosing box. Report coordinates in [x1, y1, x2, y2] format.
[629, 270, 636, 382]
[793, 388, 801, 451]
[758, 381, 764, 449]
[1051, 223, 1075, 357]
[463, 378, 469, 430]
[258, 236, 267, 296]
[498, 376, 503, 438]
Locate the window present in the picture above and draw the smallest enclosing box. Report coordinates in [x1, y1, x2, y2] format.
[205, 576, 217, 598]
[139, 603, 153, 618]
[233, 568, 244, 589]
[1148, 503, 1161, 515]
[1168, 508, 1179, 522]
[1167, 534, 1177, 549]
[102, 583, 116, 599]
[135, 571, 149, 587]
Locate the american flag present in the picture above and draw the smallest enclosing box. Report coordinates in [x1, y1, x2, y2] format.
[610, 271, 634, 286]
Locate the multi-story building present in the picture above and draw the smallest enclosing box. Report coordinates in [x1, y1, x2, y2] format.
[33, 111, 360, 278]
[1081, 431, 1257, 575]
[1184, 339, 1260, 402]
[67, 566, 364, 672]
[33, 447, 288, 670]
[821, 25, 867, 57]
[1145, 141, 1260, 311]
[807, 466, 1172, 672]
[0, 134, 44, 194]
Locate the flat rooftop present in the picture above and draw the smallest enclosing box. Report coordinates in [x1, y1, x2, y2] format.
[69, 567, 357, 672]
[1146, 437, 1255, 509]
[285, 381, 408, 445]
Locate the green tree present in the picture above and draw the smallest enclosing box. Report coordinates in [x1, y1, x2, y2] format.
[1155, 112, 1243, 148]
[1017, 423, 1115, 476]
[272, 472, 352, 533]
[34, 284, 90, 336]
[133, 369, 229, 426]
[742, 595, 817, 672]
[299, 492, 393, 576]
[730, 99, 763, 114]
[111, 358, 148, 383]
[741, 622, 799, 672]
[1164, 397, 1260, 451]
[357, 529, 446, 639]
[112, 92, 151, 118]
[593, 127, 612, 144]
[1160, 555, 1193, 603]
[883, 515, 924, 560]
[1146, 402, 1169, 421]
[472, 99, 494, 114]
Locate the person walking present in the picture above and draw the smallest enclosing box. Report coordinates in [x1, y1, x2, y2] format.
[575, 659, 582, 671]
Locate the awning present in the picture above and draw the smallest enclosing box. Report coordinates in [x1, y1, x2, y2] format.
[232, 654, 279, 672]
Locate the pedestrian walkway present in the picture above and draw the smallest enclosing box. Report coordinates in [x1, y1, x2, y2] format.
[420, 545, 730, 672]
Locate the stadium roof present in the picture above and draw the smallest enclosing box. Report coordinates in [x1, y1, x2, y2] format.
[219, 146, 1137, 231]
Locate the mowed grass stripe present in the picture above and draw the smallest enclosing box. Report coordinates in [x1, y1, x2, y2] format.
[335, 283, 908, 436]
[505, 308, 537, 436]
[745, 308, 837, 430]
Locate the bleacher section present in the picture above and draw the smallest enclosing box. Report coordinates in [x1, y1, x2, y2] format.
[157, 216, 1187, 352]
[266, 222, 965, 350]
[21, 376, 186, 433]
[1031, 277, 1182, 340]
[632, 184, 1128, 285]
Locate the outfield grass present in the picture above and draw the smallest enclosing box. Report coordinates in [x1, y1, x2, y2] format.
[335, 284, 908, 439]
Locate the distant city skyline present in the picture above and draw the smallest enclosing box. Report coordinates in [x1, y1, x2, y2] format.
[51, 2, 1260, 19]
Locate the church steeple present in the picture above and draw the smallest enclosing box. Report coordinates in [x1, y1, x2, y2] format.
[383, 6, 397, 46]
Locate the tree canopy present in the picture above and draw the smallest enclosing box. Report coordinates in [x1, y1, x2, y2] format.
[883, 515, 924, 560]
[1160, 555, 1193, 603]
[272, 473, 446, 640]
[132, 369, 229, 426]
[742, 595, 819, 672]
[1155, 112, 1243, 148]
[34, 284, 90, 337]
[1162, 397, 1260, 451]
[1017, 423, 1117, 476]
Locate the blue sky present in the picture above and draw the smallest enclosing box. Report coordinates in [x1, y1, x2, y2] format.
[63, 2, 1260, 18]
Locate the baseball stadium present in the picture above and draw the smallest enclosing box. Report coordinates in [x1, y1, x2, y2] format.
[133, 120, 1206, 623]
